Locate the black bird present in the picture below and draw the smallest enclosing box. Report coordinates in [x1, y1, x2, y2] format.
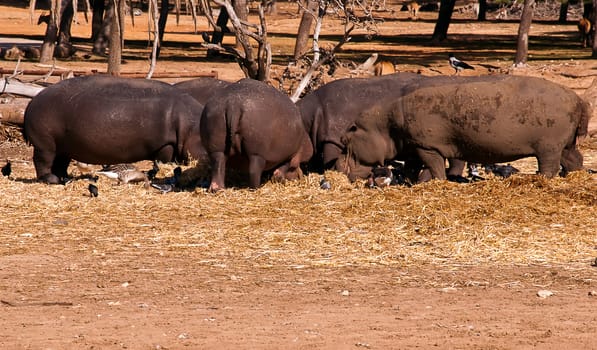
[146, 162, 160, 181]
[319, 177, 331, 190]
[165, 166, 182, 186]
[1, 160, 11, 177]
[485, 164, 520, 178]
[88, 183, 99, 197]
[449, 53, 474, 75]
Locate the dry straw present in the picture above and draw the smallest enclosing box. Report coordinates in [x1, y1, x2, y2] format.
[0, 138, 595, 270]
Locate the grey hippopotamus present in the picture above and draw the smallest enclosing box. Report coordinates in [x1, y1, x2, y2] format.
[173, 77, 232, 105]
[296, 73, 464, 181]
[23, 75, 206, 184]
[200, 78, 313, 190]
[342, 75, 590, 180]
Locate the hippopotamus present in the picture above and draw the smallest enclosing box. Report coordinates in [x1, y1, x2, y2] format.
[173, 77, 232, 105]
[200, 78, 313, 190]
[341, 75, 590, 180]
[296, 73, 464, 181]
[23, 75, 206, 184]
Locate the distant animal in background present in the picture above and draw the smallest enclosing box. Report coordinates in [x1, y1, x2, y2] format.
[578, 17, 594, 48]
[407, 1, 420, 20]
[448, 53, 474, 75]
[2, 160, 11, 177]
[374, 60, 396, 76]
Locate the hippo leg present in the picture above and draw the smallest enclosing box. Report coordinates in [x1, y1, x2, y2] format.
[154, 144, 176, 164]
[208, 152, 227, 192]
[560, 146, 584, 176]
[32, 148, 61, 184]
[248, 154, 266, 189]
[416, 148, 447, 180]
[447, 159, 466, 177]
[322, 143, 342, 171]
[536, 153, 561, 178]
[51, 155, 71, 180]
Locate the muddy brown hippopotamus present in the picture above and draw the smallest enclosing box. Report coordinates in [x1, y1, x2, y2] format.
[200, 78, 313, 190]
[173, 77, 232, 105]
[342, 75, 590, 180]
[23, 75, 206, 184]
[296, 73, 464, 181]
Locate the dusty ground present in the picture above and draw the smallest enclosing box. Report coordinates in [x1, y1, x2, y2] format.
[1, 1, 597, 349]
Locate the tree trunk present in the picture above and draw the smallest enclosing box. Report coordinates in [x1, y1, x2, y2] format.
[558, 0, 569, 23]
[592, 0, 597, 57]
[477, 0, 487, 21]
[107, 0, 125, 76]
[293, 0, 317, 60]
[91, 0, 105, 41]
[431, 0, 456, 43]
[207, 6, 230, 56]
[40, 0, 61, 63]
[514, 0, 535, 66]
[156, 0, 169, 58]
[232, 0, 248, 49]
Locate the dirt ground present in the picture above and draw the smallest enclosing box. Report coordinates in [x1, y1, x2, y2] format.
[1, 1, 597, 349]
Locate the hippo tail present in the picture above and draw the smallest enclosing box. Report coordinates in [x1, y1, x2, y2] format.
[576, 98, 591, 142]
[225, 105, 242, 154]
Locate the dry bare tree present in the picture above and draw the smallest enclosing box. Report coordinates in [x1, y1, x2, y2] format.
[514, 0, 536, 67]
[200, 0, 271, 80]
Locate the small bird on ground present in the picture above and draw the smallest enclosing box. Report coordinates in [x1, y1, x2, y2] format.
[485, 164, 520, 178]
[320, 177, 331, 190]
[73, 161, 94, 174]
[146, 162, 160, 181]
[449, 53, 474, 75]
[367, 166, 394, 188]
[151, 183, 176, 194]
[1, 160, 11, 177]
[96, 164, 149, 185]
[88, 183, 99, 197]
[164, 166, 182, 186]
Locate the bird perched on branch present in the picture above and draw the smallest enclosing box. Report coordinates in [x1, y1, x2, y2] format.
[449, 53, 474, 75]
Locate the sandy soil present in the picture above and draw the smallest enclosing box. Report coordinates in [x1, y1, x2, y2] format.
[1, 1, 597, 349]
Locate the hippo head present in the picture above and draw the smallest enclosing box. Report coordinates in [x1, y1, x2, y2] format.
[339, 110, 401, 181]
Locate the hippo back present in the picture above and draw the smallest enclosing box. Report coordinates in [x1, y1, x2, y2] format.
[296, 72, 422, 171]
[173, 77, 232, 105]
[24, 75, 205, 165]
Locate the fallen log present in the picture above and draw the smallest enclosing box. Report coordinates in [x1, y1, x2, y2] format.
[0, 78, 45, 97]
[0, 98, 29, 125]
[0, 68, 218, 79]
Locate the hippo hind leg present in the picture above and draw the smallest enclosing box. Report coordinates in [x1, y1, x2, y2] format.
[208, 151, 227, 192]
[560, 145, 584, 176]
[32, 147, 61, 184]
[248, 154, 266, 189]
[51, 155, 71, 181]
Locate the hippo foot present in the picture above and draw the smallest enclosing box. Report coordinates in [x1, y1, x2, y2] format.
[39, 173, 62, 185]
[208, 182, 223, 193]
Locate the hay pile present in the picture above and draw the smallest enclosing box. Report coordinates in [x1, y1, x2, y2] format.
[0, 155, 595, 270]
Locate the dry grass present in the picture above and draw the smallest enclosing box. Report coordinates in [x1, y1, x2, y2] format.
[0, 144, 595, 270]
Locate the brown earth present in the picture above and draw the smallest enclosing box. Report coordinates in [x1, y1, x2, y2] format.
[1, 1, 597, 349]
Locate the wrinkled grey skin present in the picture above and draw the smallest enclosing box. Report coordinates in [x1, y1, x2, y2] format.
[23, 75, 205, 184]
[200, 78, 313, 191]
[173, 77, 232, 105]
[296, 73, 464, 181]
[342, 75, 590, 180]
